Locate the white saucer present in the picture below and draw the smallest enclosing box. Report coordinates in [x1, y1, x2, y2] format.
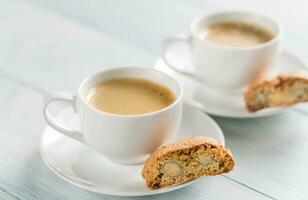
[155, 47, 308, 118]
[40, 104, 225, 196]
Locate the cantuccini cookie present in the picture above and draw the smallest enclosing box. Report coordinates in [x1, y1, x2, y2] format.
[245, 73, 308, 112]
[142, 136, 235, 189]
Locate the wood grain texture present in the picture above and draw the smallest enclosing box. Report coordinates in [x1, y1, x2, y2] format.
[24, 0, 308, 62]
[0, 0, 154, 94]
[216, 111, 308, 199]
[0, 0, 308, 199]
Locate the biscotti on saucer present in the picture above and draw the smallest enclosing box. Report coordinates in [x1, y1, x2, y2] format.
[142, 136, 235, 189]
[245, 73, 308, 112]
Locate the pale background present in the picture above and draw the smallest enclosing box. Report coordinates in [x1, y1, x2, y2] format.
[1, 0, 308, 199]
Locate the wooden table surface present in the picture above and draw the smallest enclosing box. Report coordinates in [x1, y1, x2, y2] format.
[1, 0, 308, 199]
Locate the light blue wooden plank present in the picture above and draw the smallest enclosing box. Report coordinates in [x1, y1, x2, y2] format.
[0, 86, 107, 199]
[0, 189, 18, 200]
[23, 0, 308, 63]
[0, 0, 154, 93]
[21, 0, 218, 54]
[107, 176, 271, 200]
[215, 110, 308, 199]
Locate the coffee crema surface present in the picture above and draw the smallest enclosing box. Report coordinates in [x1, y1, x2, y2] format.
[202, 21, 274, 47]
[87, 78, 175, 115]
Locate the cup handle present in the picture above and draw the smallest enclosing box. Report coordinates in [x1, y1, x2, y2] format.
[43, 92, 84, 143]
[161, 33, 201, 81]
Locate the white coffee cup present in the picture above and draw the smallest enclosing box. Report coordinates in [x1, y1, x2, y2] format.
[162, 11, 283, 92]
[43, 67, 183, 165]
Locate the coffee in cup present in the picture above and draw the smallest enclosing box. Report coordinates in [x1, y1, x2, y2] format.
[200, 21, 274, 47]
[87, 78, 175, 115]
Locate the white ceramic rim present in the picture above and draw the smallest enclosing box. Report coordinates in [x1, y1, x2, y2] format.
[190, 10, 283, 50]
[78, 66, 184, 118]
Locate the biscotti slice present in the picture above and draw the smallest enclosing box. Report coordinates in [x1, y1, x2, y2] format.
[245, 73, 308, 112]
[142, 136, 235, 189]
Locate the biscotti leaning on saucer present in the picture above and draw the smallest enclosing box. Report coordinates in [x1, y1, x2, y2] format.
[142, 136, 235, 189]
[245, 73, 308, 112]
